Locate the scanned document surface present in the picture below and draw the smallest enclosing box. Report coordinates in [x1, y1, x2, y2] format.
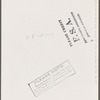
[2, 0, 98, 100]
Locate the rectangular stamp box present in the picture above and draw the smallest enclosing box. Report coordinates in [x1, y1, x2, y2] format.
[28, 60, 76, 97]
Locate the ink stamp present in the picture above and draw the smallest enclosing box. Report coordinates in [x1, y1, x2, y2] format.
[28, 60, 76, 97]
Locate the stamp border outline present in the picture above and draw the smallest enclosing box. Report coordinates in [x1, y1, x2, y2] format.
[28, 60, 76, 97]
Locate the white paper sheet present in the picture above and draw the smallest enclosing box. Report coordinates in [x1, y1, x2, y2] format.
[2, 0, 98, 100]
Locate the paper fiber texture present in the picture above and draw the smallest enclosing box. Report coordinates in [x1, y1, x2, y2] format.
[2, 0, 98, 100]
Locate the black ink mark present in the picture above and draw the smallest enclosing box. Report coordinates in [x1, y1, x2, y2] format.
[66, 18, 73, 25]
[71, 12, 79, 27]
[71, 12, 88, 43]
[58, 20, 66, 33]
[77, 14, 90, 37]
